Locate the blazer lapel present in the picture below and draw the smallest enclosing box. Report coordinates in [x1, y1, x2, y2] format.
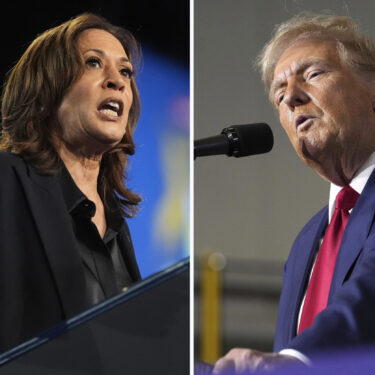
[118, 221, 142, 281]
[17, 165, 90, 317]
[330, 170, 375, 295]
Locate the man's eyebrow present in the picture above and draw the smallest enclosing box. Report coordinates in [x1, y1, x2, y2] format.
[269, 59, 332, 100]
[84, 48, 130, 63]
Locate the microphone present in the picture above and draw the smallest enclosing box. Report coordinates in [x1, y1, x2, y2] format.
[194, 123, 273, 159]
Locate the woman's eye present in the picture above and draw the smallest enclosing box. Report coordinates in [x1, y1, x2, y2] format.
[86, 57, 101, 68]
[120, 68, 133, 79]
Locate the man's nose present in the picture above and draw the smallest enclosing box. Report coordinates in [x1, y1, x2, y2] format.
[283, 82, 309, 110]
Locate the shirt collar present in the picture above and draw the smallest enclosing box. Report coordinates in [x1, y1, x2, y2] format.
[57, 162, 87, 213]
[57, 162, 125, 234]
[328, 151, 375, 221]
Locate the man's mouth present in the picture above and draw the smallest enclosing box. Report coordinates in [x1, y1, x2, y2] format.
[295, 114, 316, 129]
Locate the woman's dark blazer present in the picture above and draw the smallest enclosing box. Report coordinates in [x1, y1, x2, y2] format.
[0, 151, 141, 353]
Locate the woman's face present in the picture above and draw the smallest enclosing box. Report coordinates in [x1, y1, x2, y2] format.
[56, 28, 133, 155]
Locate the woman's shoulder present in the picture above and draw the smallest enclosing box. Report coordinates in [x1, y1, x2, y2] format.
[0, 151, 58, 186]
[0, 151, 31, 175]
[0, 153, 31, 194]
[0, 151, 26, 168]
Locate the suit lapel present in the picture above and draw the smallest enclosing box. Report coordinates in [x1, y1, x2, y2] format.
[275, 207, 328, 347]
[288, 208, 328, 338]
[330, 170, 375, 295]
[16, 165, 90, 317]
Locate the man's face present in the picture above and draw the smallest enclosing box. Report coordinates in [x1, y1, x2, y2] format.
[271, 39, 375, 185]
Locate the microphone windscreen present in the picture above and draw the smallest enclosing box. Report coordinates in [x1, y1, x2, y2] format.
[223, 123, 273, 157]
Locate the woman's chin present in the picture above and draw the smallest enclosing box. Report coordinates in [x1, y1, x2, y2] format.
[90, 130, 124, 148]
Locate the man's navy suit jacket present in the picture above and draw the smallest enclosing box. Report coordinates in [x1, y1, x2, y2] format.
[274, 168, 375, 355]
[0, 152, 141, 353]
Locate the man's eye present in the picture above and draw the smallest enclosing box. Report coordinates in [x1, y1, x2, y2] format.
[307, 71, 322, 80]
[85, 57, 101, 68]
[277, 94, 284, 105]
[120, 67, 133, 79]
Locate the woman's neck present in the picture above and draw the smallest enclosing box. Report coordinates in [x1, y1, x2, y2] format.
[57, 144, 101, 200]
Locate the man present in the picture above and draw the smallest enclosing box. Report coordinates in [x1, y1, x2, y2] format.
[213, 13, 375, 374]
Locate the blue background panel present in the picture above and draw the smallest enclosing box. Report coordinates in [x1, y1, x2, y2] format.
[127, 49, 190, 278]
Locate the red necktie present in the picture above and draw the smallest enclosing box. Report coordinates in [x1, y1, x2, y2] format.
[298, 185, 359, 334]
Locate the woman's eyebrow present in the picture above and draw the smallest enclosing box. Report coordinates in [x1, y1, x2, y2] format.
[83, 48, 130, 63]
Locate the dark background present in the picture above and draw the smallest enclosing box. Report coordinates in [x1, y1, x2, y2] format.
[0, 0, 189, 86]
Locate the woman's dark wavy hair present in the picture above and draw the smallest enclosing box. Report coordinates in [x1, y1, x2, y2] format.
[0, 13, 141, 217]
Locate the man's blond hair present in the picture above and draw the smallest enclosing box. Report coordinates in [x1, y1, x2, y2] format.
[257, 13, 375, 93]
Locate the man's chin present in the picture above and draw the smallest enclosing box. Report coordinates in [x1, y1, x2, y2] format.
[300, 138, 323, 163]
[299, 139, 344, 183]
[298, 138, 331, 176]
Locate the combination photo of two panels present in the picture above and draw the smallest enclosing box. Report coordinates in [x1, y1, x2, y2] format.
[1, 0, 375, 374]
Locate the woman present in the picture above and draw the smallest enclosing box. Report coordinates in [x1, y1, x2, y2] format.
[0, 13, 142, 352]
